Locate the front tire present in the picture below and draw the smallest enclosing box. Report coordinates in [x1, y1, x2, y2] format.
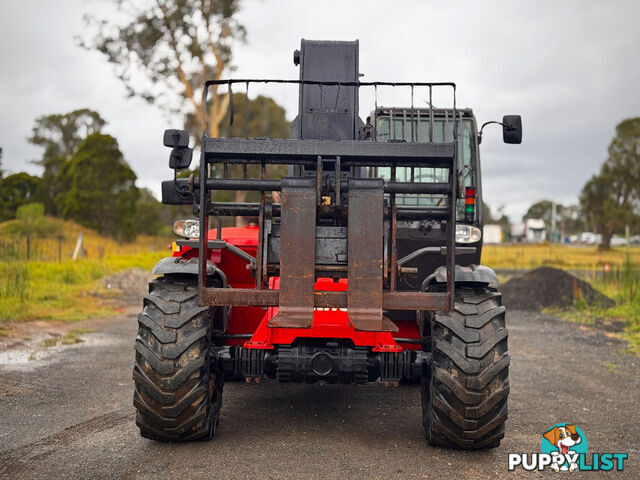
[133, 276, 223, 442]
[422, 286, 509, 449]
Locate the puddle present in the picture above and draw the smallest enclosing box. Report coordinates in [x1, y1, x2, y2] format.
[0, 349, 50, 365]
[0, 331, 121, 372]
[0, 346, 60, 372]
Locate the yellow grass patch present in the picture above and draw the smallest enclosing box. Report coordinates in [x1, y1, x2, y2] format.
[481, 243, 640, 271]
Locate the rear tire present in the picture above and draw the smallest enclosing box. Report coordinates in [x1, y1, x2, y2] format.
[422, 286, 509, 449]
[133, 276, 223, 442]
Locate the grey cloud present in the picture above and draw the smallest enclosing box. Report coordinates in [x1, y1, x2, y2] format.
[1, 0, 639, 221]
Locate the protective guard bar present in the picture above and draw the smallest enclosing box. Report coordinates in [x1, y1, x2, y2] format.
[202, 178, 451, 194]
[197, 78, 458, 315]
[202, 138, 455, 166]
[166, 177, 451, 194]
[204, 202, 450, 221]
[203, 78, 455, 145]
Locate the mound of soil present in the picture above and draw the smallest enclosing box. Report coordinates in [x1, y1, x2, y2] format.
[103, 268, 153, 300]
[500, 267, 614, 311]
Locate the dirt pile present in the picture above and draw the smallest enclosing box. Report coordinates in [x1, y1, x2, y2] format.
[103, 268, 153, 300]
[500, 267, 614, 311]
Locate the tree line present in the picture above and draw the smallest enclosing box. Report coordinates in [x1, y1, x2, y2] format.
[0, 94, 288, 241]
[484, 117, 640, 249]
[0, 0, 285, 240]
[580, 118, 640, 249]
[0, 109, 145, 240]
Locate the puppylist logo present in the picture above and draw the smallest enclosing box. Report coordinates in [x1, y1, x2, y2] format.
[508, 423, 629, 472]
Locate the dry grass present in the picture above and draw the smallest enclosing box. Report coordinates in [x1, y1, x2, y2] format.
[0, 216, 172, 262]
[482, 243, 640, 271]
[0, 217, 171, 324]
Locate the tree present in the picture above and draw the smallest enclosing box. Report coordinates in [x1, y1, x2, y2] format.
[524, 200, 584, 238]
[0, 172, 40, 221]
[60, 133, 139, 240]
[186, 92, 290, 225]
[559, 204, 584, 236]
[482, 201, 510, 235]
[482, 201, 496, 223]
[608, 118, 640, 185]
[210, 91, 290, 187]
[29, 109, 106, 163]
[133, 188, 173, 236]
[81, 0, 246, 138]
[580, 117, 640, 249]
[524, 200, 554, 224]
[28, 109, 106, 214]
[6, 203, 59, 260]
[218, 93, 290, 139]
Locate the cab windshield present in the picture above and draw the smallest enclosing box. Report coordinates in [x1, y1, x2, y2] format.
[373, 114, 476, 219]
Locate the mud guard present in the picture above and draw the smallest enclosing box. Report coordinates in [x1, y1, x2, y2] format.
[152, 256, 228, 288]
[422, 264, 498, 289]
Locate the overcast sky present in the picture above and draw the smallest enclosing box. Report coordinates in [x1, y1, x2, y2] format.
[1, 0, 639, 221]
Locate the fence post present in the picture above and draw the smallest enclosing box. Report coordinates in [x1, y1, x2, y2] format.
[72, 232, 84, 261]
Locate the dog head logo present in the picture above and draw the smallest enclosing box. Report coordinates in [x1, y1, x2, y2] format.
[544, 424, 581, 455]
[541, 423, 588, 472]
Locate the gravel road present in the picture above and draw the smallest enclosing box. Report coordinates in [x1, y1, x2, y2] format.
[0, 306, 638, 479]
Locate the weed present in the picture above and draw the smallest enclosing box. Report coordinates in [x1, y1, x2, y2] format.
[40, 337, 60, 348]
[39, 328, 93, 347]
[0, 261, 29, 303]
[0, 251, 165, 322]
[61, 328, 92, 345]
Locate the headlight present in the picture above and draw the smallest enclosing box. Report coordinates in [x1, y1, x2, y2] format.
[173, 219, 200, 238]
[456, 224, 481, 243]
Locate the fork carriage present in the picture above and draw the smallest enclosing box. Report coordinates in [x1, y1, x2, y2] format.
[198, 123, 460, 317]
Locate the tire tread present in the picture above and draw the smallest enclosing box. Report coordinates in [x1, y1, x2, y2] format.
[423, 286, 509, 450]
[133, 276, 223, 442]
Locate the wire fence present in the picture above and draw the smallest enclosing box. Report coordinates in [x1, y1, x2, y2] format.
[0, 236, 170, 263]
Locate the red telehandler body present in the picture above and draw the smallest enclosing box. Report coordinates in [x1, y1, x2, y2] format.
[133, 39, 521, 448]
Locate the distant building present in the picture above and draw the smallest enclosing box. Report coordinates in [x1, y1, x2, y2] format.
[483, 224, 503, 244]
[511, 218, 546, 243]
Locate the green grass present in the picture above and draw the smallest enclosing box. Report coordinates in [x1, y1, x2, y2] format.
[542, 252, 640, 356]
[0, 250, 166, 323]
[484, 244, 640, 356]
[585, 253, 639, 355]
[0, 217, 173, 324]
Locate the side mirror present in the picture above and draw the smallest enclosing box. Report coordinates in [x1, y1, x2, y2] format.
[163, 129, 190, 148]
[502, 115, 522, 144]
[169, 147, 193, 170]
[164, 129, 192, 170]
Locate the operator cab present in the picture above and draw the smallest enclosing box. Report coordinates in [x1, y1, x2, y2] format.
[364, 108, 483, 294]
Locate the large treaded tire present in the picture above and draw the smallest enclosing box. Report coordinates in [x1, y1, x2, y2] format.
[133, 275, 223, 442]
[422, 286, 509, 449]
